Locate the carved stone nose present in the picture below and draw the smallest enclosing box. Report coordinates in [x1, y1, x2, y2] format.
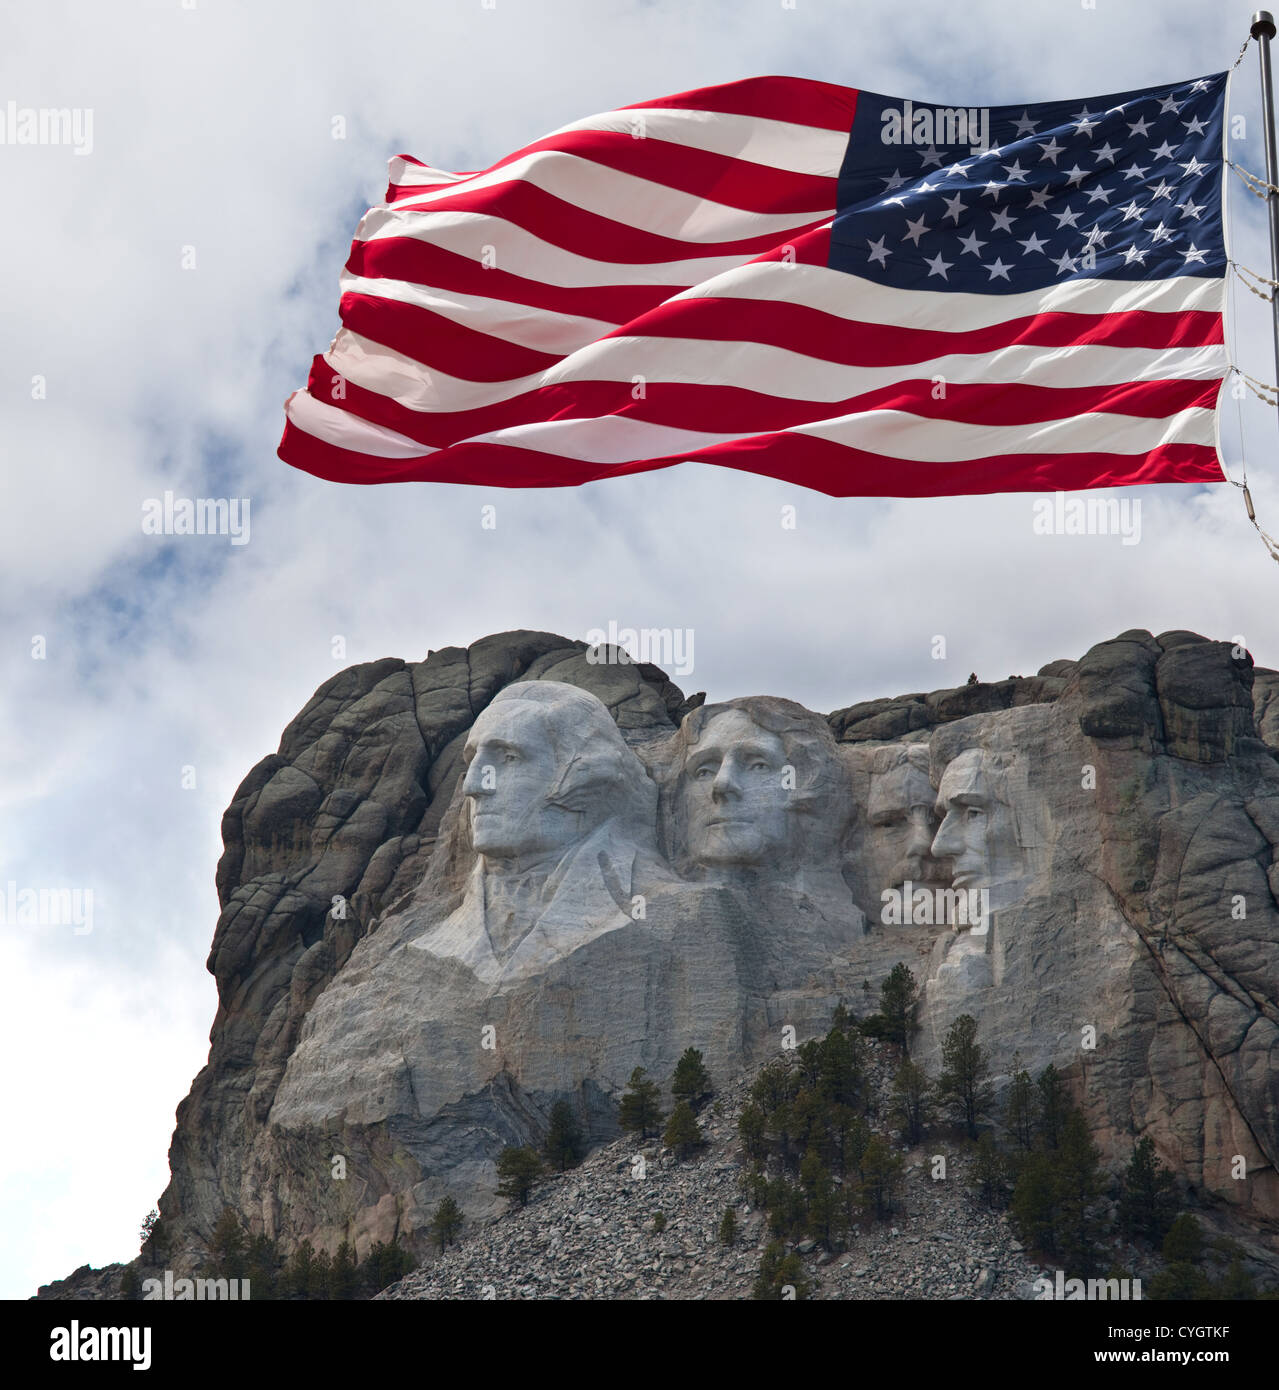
[931, 816, 959, 859]
[711, 768, 742, 799]
[907, 822, 934, 856]
[463, 762, 492, 797]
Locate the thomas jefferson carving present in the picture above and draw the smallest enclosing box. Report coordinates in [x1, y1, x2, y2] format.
[667, 697, 865, 930]
[866, 742, 947, 906]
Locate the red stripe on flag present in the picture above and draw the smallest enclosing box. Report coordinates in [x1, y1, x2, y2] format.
[345, 237, 674, 323]
[305, 359, 1220, 449]
[605, 300, 1225, 362]
[688, 432, 1226, 497]
[379, 180, 833, 263]
[339, 292, 561, 381]
[390, 133, 839, 215]
[620, 75, 858, 132]
[278, 418, 1221, 496]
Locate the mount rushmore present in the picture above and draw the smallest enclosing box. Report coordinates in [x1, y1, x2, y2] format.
[153, 628, 1279, 1267]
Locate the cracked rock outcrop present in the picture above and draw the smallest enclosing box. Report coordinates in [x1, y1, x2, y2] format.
[151, 628, 1279, 1268]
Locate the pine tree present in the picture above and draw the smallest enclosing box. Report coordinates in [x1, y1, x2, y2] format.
[738, 1103, 768, 1163]
[1150, 1217, 1211, 1303]
[800, 1150, 842, 1248]
[618, 1066, 664, 1138]
[719, 1205, 738, 1247]
[1218, 1258, 1257, 1300]
[1117, 1137, 1178, 1244]
[970, 1133, 1011, 1209]
[362, 1238, 413, 1296]
[1055, 1110, 1106, 1275]
[937, 1014, 992, 1139]
[1009, 1151, 1059, 1254]
[652, 1212, 666, 1233]
[859, 1135, 904, 1219]
[330, 1239, 360, 1299]
[890, 1056, 931, 1146]
[1162, 1214, 1204, 1264]
[430, 1195, 464, 1252]
[1149, 1262, 1214, 1300]
[663, 1100, 703, 1159]
[544, 1099, 585, 1171]
[495, 1145, 544, 1206]
[384, 1237, 413, 1285]
[787, 1086, 828, 1156]
[245, 1232, 279, 1298]
[818, 1024, 864, 1108]
[879, 963, 920, 1050]
[284, 1239, 316, 1300]
[310, 1248, 333, 1300]
[359, 1242, 386, 1296]
[671, 1047, 713, 1110]
[796, 1039, 824, 1089]
[1004, 1054, 1038, 1150]
[1036, 1063, 1069, 1150]
[750, 1057, 800, 1116]
[768, 1100, 800, 1167]
[765, 1178, 807, 1240]
[748, 1058, 799, 1164]
[752, 1240, 810, 1300]
[827, 1106, 870, 1179]
[209, 1208, 246, 1280]
[139, 1209, 166, 1261]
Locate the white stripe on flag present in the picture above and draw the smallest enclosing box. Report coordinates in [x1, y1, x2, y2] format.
[340, 272, 619, 348]
[456, 404, 1216, 465]
[353, 208, 752, 287]
[323, 328, 1226, 414]
[676, 266, 1226, 327]
[534, 107, 850, 176]
[284, 390, 435, 459]
[376, 151, 831, 241]
[796, 403, 1218, 454]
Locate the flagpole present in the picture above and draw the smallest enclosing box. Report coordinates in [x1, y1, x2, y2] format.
[1252, 11, 1279, 407]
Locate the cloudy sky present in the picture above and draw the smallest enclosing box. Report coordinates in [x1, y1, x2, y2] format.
[3, 0, 1277, 1298]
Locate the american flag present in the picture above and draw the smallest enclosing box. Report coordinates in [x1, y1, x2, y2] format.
[278, 73, 1228, 497]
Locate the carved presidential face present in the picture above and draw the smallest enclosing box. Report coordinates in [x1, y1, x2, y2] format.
[461, 702, 583, 861]
[930, 748, 1023, 895]
[683, 708, 794, 866]
[867, 756, 944, 893]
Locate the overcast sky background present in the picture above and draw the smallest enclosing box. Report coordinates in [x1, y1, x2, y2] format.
[3, 0, 1278, 1298]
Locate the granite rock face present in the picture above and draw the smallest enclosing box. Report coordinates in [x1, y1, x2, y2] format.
[156, 629, 1279, 1265]
[163, 632, 698, 1266]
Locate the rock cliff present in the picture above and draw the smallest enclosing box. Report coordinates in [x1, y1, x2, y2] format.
[149, 628, 1279, 1270]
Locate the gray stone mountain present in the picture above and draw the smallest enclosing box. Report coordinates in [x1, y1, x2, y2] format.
[149, 627, 1279, 1272]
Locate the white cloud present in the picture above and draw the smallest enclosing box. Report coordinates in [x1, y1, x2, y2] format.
[2, 0, 1275, 1297]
